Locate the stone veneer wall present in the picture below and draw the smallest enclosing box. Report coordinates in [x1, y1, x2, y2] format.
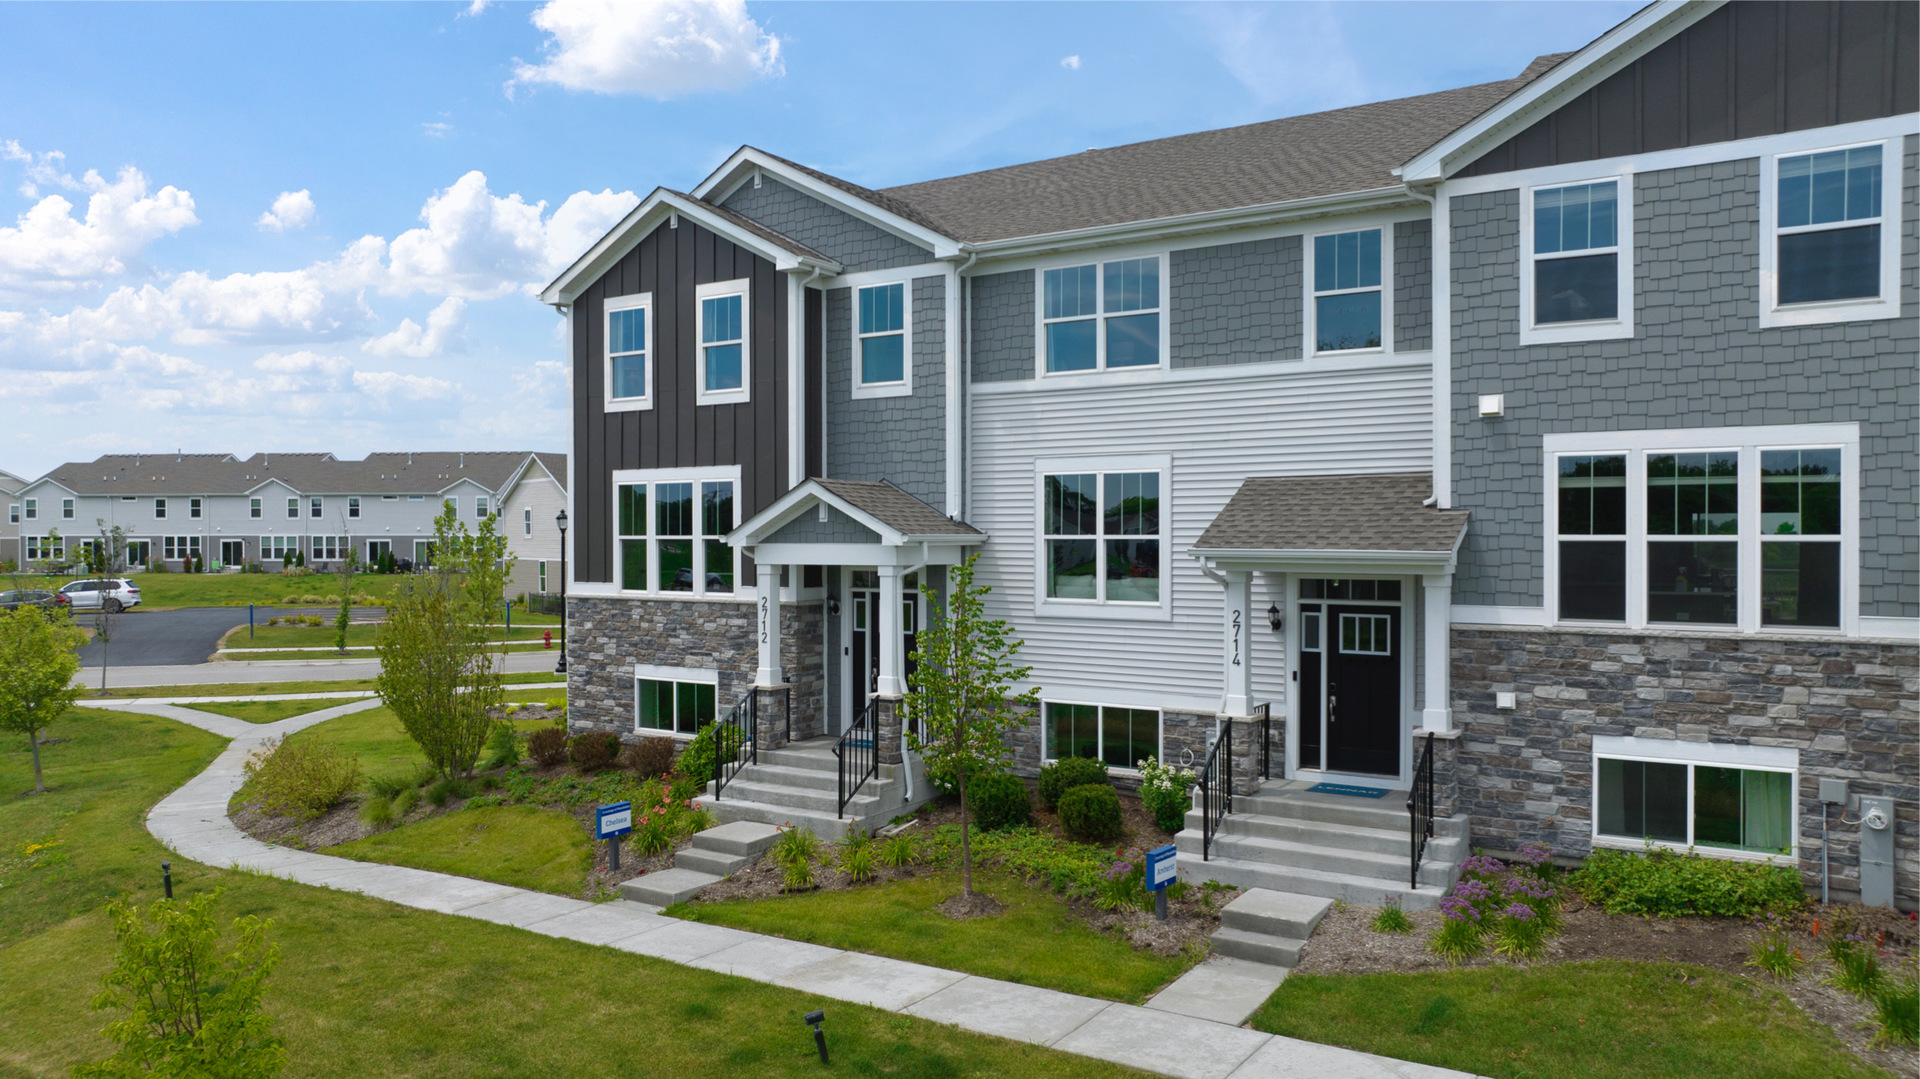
[1452, 626, 1918, 908]
[566, 596, 825, 743]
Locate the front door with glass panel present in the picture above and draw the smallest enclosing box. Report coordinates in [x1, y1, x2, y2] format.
[842, 571, 918, 736]
[1297, 579, 1402, 779]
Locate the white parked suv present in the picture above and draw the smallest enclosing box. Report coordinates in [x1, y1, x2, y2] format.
[57, 578, 142, 613]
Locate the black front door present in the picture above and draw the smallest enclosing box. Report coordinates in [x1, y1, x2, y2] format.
[1325, 604, 1400, 776]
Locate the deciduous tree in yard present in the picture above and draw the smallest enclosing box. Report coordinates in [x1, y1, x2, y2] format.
[0, 604, 86, 792]
[375, 502, 515, 777]
[902, 554, 1038, 900]
[333, 531, 360, 655]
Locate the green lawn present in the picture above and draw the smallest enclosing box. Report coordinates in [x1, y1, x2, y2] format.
[187, 697, 375, 724]
[217, 642, 554, 660]
[0, 708, 1145, 1079]
[3, 571, 411, 609]
[281, 702, 558, 792]
[327, 805, 591, 894]
[672, 871, 1192, 1004]
[84, 671, 566, 700]
[1252, 962, 1895, 1079]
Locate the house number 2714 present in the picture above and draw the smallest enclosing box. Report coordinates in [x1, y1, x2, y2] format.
[1231, 609, 1242, 666]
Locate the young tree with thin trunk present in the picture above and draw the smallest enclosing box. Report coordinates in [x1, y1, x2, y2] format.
[902, 554, 1038, 900]
[90, 521, 130, 691]
[333, 521, 360, 655]
[0, 605, 87, 792]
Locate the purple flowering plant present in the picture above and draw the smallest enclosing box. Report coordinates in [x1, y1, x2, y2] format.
[1459, 854, 1506, 882]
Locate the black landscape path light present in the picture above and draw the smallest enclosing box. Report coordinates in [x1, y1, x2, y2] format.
[804, 1010, 829, 1063]
[555, 509, 568, 675]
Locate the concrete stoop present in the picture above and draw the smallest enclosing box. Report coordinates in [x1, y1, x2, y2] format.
[1143, 888, 1331, 1027]
[617, 820, 783, 906]
[692, 738, 927, 842]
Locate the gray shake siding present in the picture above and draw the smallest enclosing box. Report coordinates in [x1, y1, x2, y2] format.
[721, 177, 933, 274]
[1394, 219, 1432, 352]
[969, 269, 1034, 383]
[1169, 236, 1301, 367]
[765, 504, 878, 545]
[1450, 139, 1920, 615]
[822, 276, 947, 508]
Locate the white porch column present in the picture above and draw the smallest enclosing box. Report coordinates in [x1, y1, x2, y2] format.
[1421, 572, 1453, 732]
[1222, 570, 1253, 716]
[756, 563, 784, 685]
[876, 563, 904, 696]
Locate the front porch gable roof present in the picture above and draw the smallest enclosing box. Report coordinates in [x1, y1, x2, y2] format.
[732, 478, 984, 548]
[1192, 473, 1468, 570]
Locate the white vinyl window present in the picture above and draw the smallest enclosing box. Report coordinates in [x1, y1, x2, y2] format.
[524, 508, 532, 536]
[7, 504, 16, 525]
[154, 498, 167, 520]
[1593, 738, 1797, 860]
[1545, 425, 1856, 635]
[1044, 702, 1161, 771]
[250, 498, 262, 519]
[286, 497, 299, 519]
[25, 535, 63, 561]
[1040, 256, 1163, 373]
[613, 468, 740, 597]
[1307, 227, 1385, 355]
[1521, 177, 1633, 344]
[537, 560, 547, 593]
[476, 496, 489, 519]
[347, 497, 360, 519]
[309, 536, 342, 561]
[163, 536, 201, 561]
[1760, 139, 1901, 327]
[695, 279, 750, 405]
[605, 293, 653, 412]
[260, 536, 298, 561]
[23, 498, 35, 520]
[62, 498, 75, 519]
[635, 675, 717, 736]
[187, 498, 201, 519]
[853, 281, 911, 396]
[1040, 468, 1163, 607]
[310, 497, 323, 519]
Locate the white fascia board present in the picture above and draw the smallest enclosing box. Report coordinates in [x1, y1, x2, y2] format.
[495, 453, 539, 503]
[539, 189, 841, 306]
[729, 480, 908, 546]
[24, 477, 81, 498]
[963, 187, 1417, 265]
[1194, 548, 1458, 575]
[692, 147, 962, 258]
[1400, 1, 1716, 183]
[748, 541, 978, 567]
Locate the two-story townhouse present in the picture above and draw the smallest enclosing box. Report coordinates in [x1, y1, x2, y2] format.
[0, 468, 25, 568]
[548, 0, 1915, 908]
[499, 452, 569, 602]
[9, 451, 553, 577]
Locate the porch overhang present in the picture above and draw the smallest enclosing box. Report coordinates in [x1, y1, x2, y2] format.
[729, 477, 985, 567]
[1192, 547, 1462, 577]
[1189, 473, 1469, 576]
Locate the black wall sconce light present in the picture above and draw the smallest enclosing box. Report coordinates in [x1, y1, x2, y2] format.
[827, 597, 841, 617]
[1267, 603, 1282, 632]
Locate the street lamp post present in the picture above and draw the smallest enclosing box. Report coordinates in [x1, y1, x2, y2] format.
[555, 509, 568, 675]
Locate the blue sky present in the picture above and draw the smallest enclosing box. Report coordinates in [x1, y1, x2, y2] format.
[0, 0, 1641, 479]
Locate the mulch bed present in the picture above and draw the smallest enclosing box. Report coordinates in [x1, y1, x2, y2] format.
[1296, 895, 1918, 1074]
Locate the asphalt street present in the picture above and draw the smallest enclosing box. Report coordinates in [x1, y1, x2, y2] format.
[74, 605, 378, 667]
[76, 649, 564, 689]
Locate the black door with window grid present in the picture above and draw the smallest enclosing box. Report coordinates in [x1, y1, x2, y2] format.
[1325, 605, 1400, 777]
[846, 582, 918, 737]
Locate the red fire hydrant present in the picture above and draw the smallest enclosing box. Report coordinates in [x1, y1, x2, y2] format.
[543, 629, 553, 650]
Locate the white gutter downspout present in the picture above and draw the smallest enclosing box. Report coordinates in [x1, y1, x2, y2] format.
[1405, 182, 1452, 510]
[945, 249, 976, 520]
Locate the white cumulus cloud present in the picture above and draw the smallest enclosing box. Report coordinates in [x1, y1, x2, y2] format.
[1060, 55, 1081, 71]
[0, 156, 198, 295]
[509, 0, 784, 100]
[363, 296, 467, 358]
[256, 189, 316, 232]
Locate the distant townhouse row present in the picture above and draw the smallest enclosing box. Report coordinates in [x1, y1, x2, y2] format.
[4, 451, 566, 594]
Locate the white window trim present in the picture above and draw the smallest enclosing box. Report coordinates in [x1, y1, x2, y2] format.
[524, 508, 532, 536]
[475, 496, 490, 519]
[1031, 253, 1169, 378]
[347, 497, 360, 519]
[62, 498, 76, 519]
[310, 496, 324, 519]
[851, 279, 913, 399]
[1519, 171, 1635, 345]
[633, 665, 721, 739]
[695, 278, 751, 406]
[22, 498, 35, 520]
[7, 504, 17, 524]
[1590, 736, 1799, 863]
[1032, 453, 1172, 622]
[154, 499, 167, 520]
[1039, 698, 1162, 775]
[610, 465, 747, 602]
[604, 292, 654, 413]
[366, 539, 392, 562]
[1544, 423, 1860, 637]
[1304, 224, 1394, 358]
[249, 498, 262, 519]
[286, 498, 299, 519]
[1758, 136, 1903, 329]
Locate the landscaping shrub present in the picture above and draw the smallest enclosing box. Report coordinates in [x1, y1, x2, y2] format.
[424, 776, 472, 807]
[631, 816, 673, 856]
[1137, 756, 1197, 832]
[773, 825, 824, 868]
[1038, 757, 1109, 810]
[366, 766, 428, 801]
[1491, 903, 1550, 959]
[1370, 898, 1415, 934]
[1057, 783, 1123, 843]
[390, 788, 419, 818]
[568, 732, 621, 772]
[621, 735, 676, 778]
[241, 737, 361, 821]
[1428, 878, 1497, 963]
[879, 834, 920, 869]
[527, 726, 569, 767]
[780, 857, 816, 892]
[358, 796, 394, 828]
[967, 773, 1032, 832]
[480, 722, 520, 770]
[674, 722, 743, 787]
[1572, 847, 1805, 918]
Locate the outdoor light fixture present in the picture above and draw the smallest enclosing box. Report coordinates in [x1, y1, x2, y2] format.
[554, 510, 569, 675]
[827, 597, 841, 618]
[804, 1010, 829, 1063]
[1267, 603, 1282, 632]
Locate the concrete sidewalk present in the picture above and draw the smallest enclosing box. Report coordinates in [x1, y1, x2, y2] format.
[137, 701, 1480, 1079]
[74, 648, 565, 689]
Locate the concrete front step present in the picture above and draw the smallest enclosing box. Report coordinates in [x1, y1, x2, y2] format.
[1195, 808, 1429, 857]
[1237, 783, 1472, 840]
[1176, 829, 1413, 883]
[1219, 887, 1332, 939]
[1179, 849, 1452, 910]
[733, 761, 844, 793]
[670, 820, 784, 877]
[619, 867, 720, 906]
[1210, 926, 1307, 967]
[712, 777, 890, 816]
[693, 794, 864, 841]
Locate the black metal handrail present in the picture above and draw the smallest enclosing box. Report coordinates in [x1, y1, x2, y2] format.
[1200, 722, 1232, 861]
[1408, 731, 1436, 888]
[835, 697, 879, 818]
[1255, 702, 1273, 781]
[711, 690, 757, 800]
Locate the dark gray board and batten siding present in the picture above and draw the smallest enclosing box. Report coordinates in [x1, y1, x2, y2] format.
[1457, 0, 1919, 177]
[571, 218, 788, 584]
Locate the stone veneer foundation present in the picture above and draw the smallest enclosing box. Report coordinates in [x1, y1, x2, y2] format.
[1451, 626, 1917, 909]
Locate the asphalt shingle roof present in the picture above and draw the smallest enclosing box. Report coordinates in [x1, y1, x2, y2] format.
[38, 452, 546, 497]
[815, 479, 982, 538]
[1194, 474, 1469, 554]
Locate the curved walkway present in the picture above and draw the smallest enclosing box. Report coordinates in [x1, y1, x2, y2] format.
[111, 696, 1476, 1079]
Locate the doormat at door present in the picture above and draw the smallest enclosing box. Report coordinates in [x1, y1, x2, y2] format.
[1307, 782, 1390, 799]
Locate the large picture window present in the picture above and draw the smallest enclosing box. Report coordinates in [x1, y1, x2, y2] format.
[1762, 140, 1900, 327]
[1309, 228, 1382, 353]
[1040, 256, 1161, 373]
[856, 282, 908, 392]
[260, 536, 298, 562]
[696, 280, 749, 404]
[636, 677, 716, 736]
[614, 472, 737, 597]
[606, 294, 652, 409]
[1045, 702, 1160, 771]
[1042, 471, 1160, 604]
[1596, 755, 1793, 857]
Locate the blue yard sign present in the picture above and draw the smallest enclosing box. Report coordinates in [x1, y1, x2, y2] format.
[1147, 844, 1177, 890]
[596, 801, 633, 840]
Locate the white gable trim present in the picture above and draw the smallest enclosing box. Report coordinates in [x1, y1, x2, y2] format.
[1400, 1, 1720, 183]
[693, 147, 961, 259]
[731, 481, 911, 546]
[539, 188, 841, 307]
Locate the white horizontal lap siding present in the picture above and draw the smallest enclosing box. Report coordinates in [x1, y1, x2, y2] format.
[970, 363, 1433, 706]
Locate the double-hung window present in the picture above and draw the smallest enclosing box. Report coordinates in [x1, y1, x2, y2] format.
[1521, 179, 1632, 343]
[250, 498, 262, 519]
[614, 471, 738, 597]
[1647, 451, 1740, 625]
[260, 536, 297, 562]
[1045, 702, 1160, 771]
[163, 536, 200, 562]
[1040, 256, 1161, 373]
[524, 508, 532, 536]
[62, 498, 75, 519]
[7, 504, 16, 524]
[26, 536, 63, 561]
[537, 560, 547, 593]
[1041, 469, 1162, 606]
[23, 498, 35, 520]
[347, 497, 360, 519]
[286, 498, 299, 519]
[310, 497, 323, 519]
[854, 282, 909, 395]
[1759, 449, 1841, 629]
[154, 498, 167, 520]
[636, 675, 717, 736]
[1594, 738, 1795, 858]
[310, 536, 342, 561]
[475, 496, 489, 519]
[1556, 455, 1627, 621]
[695, 280, 749, 404]
[605, 294, 652, 411]
[1309, 228, 1384, 354]
[1763, 141, 1900, 326]
[187, 498, 201, 519]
